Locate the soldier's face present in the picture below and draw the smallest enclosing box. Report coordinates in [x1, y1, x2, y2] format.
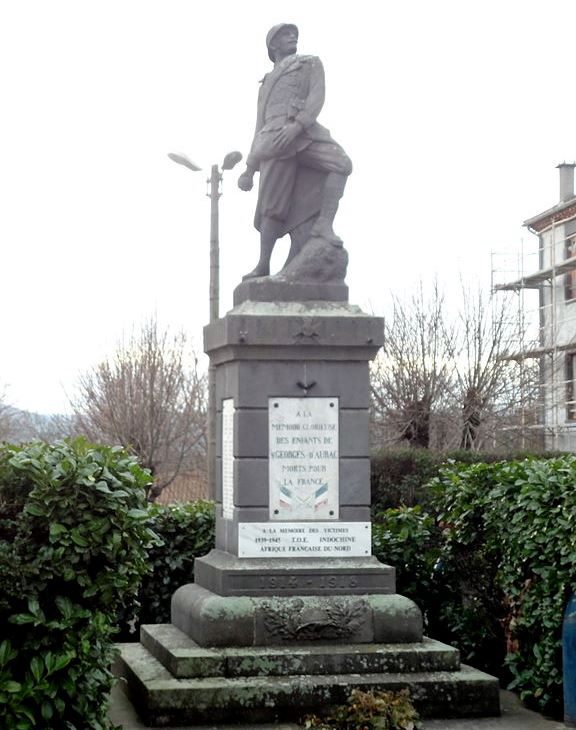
[272, 27, 298, 59]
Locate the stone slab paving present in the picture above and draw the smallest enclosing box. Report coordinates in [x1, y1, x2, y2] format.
[109, 684, 567, 730]
[426, 691, 565, 729]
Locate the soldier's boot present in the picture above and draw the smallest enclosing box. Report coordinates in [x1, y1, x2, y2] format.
[242, 218, 282, 280]
[310, 172, 348, 246]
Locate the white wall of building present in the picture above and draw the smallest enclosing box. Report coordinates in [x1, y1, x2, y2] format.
[537, 216, 576, 450]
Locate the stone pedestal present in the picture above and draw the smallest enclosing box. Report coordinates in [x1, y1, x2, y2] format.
[172, 584, 421, 648]
[117, 288, 500, 726]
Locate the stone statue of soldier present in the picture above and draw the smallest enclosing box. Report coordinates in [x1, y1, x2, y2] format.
[238, 23, 352, 280]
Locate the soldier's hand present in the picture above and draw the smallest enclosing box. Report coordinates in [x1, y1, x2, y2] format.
[275, 122, 302, 150]
[238, 170, 254, 191]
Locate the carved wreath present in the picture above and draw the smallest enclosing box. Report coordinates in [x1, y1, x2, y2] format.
[262, 598, 368, 641]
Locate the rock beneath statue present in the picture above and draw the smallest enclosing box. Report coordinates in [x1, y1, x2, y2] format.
[232, 278, 349, 306]
[277, 236, 348, 284]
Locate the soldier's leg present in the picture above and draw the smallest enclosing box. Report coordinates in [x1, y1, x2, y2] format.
[299, 141, 352, 244]
[243, 157, 297, 279]
[310, 171, 348, 244]
[242, 216, 284, 279]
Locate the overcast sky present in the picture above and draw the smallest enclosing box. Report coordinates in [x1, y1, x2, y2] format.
[1, 0, 575, 414]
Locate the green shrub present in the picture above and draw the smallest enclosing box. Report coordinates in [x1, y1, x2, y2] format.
[127, 500, 215, 630]
[302, 688, 421, 729]
[373, 455, 576, 700]
[371, 501, 499, 674]
[372, 506, 441, 612]
[371, 449, 441, 513]
[429, 462, 508, 676]
[0, 439, 157, 729]
[432, 456, 576, 715]
[370, 448, 565, 515]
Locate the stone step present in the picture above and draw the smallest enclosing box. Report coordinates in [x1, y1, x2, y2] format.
[140, 624, 461, 679]
[118, 642, 500, 726]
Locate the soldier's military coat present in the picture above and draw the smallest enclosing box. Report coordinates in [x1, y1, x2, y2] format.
[246, 54, 351, 233]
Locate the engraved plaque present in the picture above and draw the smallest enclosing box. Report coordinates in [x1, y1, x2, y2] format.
[269, 397, 339, 520]
[238, 522, 371, 558]
[222, 398, 234, 520]
[228, 573, 375, 594]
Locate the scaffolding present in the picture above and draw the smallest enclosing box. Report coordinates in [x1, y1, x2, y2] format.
[491, 220, 576, 452]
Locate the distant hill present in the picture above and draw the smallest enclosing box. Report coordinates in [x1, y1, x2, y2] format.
[1, 408, 76, 444]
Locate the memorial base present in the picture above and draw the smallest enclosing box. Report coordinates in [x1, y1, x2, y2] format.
[116, 293, 501, 724]
[171, 584, 421, 647]
[117, 624, 501, 726]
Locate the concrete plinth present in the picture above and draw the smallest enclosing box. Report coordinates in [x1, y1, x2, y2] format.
[138, 625, 459, 678]
[117, 626, 500, 727]
[117, 293, 501, 725]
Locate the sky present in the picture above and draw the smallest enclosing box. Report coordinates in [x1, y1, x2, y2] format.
[1, 0, 575, 415]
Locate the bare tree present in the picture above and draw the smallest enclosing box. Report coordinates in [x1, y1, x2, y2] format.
[371, 283, 456, 449]
[449, 286, 516, 451]
[370, 280, 544, 453]
[482, 355, 543, 452]
[72, 318, 207, 499]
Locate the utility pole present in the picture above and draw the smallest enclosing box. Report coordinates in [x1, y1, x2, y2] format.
[168, 150, 242, 499]
[206, 163, 221, 502]
[208, 164, 221, 323]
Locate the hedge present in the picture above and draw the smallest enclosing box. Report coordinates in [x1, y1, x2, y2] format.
[372, 456, 576, 717]
[370, 447, 566, 515]
[0, 439, 157, 729]
[118, 500, 215, 637]
[433, 457, 576, 714]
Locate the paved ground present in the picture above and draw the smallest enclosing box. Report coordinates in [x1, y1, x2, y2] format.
[109, 683, 568, 729]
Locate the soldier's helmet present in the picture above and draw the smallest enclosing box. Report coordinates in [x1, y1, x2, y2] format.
[266, 23, 299, 62]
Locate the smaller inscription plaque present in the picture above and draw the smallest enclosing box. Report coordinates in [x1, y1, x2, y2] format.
[238, 522, 371, 558]
[222, 399, 235, 520]
[269, 397, 339, 520]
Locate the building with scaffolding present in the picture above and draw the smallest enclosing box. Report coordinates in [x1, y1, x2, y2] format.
[494, 162, 576, 451]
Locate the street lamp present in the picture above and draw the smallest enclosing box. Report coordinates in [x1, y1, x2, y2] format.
[168, 149, 242, 500]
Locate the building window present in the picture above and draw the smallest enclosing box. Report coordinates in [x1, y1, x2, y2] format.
[566, 353, 576, 421]
[564, 237, 576, 302]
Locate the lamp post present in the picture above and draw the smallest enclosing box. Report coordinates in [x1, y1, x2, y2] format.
[168, 150, 242, 500]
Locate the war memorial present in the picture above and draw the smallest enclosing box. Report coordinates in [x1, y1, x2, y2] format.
[118, 24, 500, 725]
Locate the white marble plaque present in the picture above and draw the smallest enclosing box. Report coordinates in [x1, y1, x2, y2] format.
[238, 522, 371, 557]
[269, 397, 339, 520]
[221, 398, 234, 520]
